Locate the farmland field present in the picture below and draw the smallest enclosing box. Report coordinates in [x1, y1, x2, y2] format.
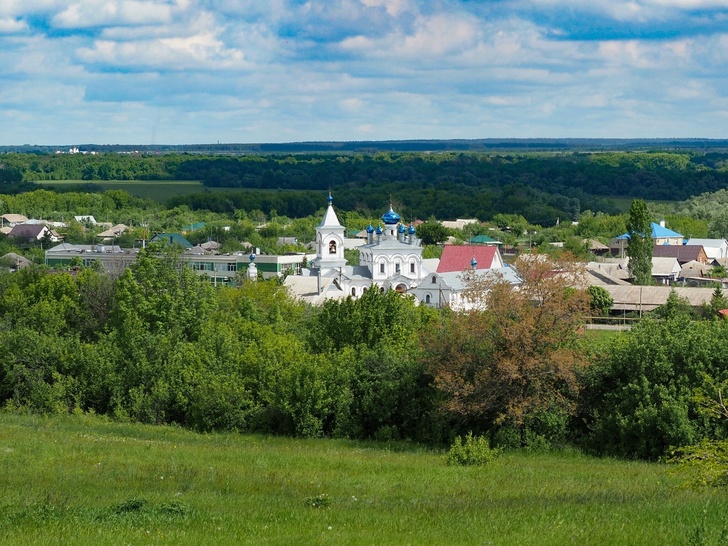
[1, 413, 726, 545]
[32, 180, 234, 202]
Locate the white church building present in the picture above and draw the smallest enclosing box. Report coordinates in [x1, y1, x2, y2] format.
[284, 194, 519, 308]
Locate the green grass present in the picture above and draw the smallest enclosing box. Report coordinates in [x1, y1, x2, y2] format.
[1, 413, 727, 545]
[32, 180, 234, 202]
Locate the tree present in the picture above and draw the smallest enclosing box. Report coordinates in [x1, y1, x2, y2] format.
[425, 253, 591, 445]
[588, 285, 613, 316]
[416, 221, 449, 246]
[626, 199, 653, 285]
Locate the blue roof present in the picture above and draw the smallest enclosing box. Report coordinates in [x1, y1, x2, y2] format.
[616, 222, 683, 240]
[382, 207, 400, 225]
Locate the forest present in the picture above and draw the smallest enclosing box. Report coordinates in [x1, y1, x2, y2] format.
[3, 150, 728, 226]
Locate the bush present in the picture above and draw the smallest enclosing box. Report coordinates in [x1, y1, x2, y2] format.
[445, 432, 501, 466]
[666, 439, 728, 487]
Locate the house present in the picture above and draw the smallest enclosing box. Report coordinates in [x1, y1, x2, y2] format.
[611, 221, 683, 256]
[599, 285, 716, 314]
[1, 214, 28, 227]
[0, 252, 32, 271]
[651, 257, 681, 285]
[685, 238, 728, 261]
[410, 266, 522, 311]
[441, 218, 479, 230]
[45, 243, 139, 272]
[437, 245, 504, 273]
[469, 234, 503, 246]
[586, 260, 631, 285]
[150, 233, 193, 249]
[652, 244, 708, 265]
[7, 224, 59, 242]
[96, 224, 128, 241]
[74, 215, 97, 225]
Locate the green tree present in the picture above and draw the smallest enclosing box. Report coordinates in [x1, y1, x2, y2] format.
[626, 199, 653, 285]
[416, 221, 449, 246]
[588, 285, 614, 316]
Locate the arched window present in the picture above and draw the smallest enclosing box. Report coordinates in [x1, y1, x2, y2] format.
[431, 275, 437, 284]
[379, 262, 385, 274]
[328, 241, 337, 254]
[395, 261, 401, 273]
[425, 294, 431, 304]
[351, 287, 356, 296]
[410, 261, 415, 273]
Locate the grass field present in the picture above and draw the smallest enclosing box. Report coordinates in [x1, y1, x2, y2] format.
[1, 413, 726, 545]
[32, 180, 231, 202]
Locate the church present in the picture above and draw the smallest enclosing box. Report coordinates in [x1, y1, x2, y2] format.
[284, 194, 426, 303]
[284, 194, 518, 308]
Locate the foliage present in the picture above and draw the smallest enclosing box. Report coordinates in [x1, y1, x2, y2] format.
[667, 439, 728, 487]
[426, 253, 591, 444]
[416, 221, 450, 246]
[588, 285, 614, 316]
[445, 432, 501, 466]
[626, 198, 653, 285]
[580, 316, 728, 459]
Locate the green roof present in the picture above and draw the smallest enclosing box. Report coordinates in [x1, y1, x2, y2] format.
[470, 235, 502, 244]
[150, 233, 193, 248]
[182, 222, 207, 232]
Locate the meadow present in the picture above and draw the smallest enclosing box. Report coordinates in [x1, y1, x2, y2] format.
[1, 413, 726, 545]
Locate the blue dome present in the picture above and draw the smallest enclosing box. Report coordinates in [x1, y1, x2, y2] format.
[471, 257, 478, 268]
[249, 253, 256, 262]
[327, 192, 333, 205]
[382, 206, 400, 225]
[398, 224, 406, 233]
[366, 223, 375, 234]
[408, 224, 416, 235]
[375, 225, 383, 235]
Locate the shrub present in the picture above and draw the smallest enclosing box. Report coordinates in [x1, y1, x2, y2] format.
[445, 432, 501, 466]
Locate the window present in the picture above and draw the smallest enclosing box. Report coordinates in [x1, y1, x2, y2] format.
[410, 261, 415, 273]
[328, 241, 337, 254]
[395, 262, 400, 273]
[380, 262, 385, 274]
[351, 287, 356, 296]
[425, 294, 431, 304]
[227, 263, 237, 272]
[431, 275, 437, 284]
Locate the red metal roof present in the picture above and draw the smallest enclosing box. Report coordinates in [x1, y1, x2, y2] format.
[436, 245, 498, 273]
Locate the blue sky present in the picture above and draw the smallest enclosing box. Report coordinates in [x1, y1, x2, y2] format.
[1, 0, 727, 145]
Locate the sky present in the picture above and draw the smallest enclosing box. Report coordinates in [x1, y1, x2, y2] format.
[1, 0, 728, 145]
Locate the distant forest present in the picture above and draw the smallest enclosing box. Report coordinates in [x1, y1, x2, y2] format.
[3, 149, 728, 225]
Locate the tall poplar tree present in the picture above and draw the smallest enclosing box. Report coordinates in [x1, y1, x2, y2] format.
[626, 198, 653, 285]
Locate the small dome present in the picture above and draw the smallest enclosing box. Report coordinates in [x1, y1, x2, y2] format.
[471, 257, 478, 269]
[327, 193, 333, 205]
[382, 206, 400, 225]
[249, 253, 256, 262]
[398, 224, 406, 233]
[366, 224, 375, 234]
[408, 224, 416, 235]
[375, 225, 383, 235]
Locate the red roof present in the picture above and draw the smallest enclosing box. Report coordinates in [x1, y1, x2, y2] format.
[437, 245, 499, 273]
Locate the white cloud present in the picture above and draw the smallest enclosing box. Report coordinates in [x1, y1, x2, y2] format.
[77, 32, 246, 70]
[0, 17, 28, 33]
[52, 0, 177, 28]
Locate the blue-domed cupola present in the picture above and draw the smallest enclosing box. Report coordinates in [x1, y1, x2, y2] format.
[366, 223, 375, 244]
[382, 205, 400, 238]
[397, 223, 406, 242]
[382, 206, 400, 225]
[471, 256, 478, 271]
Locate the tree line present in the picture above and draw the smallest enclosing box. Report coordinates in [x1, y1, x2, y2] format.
[4, 151, 728, 225]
